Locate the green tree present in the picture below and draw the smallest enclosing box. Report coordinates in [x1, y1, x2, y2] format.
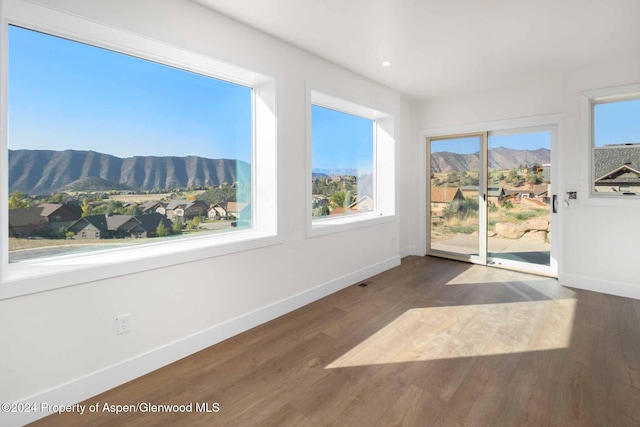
[81, 198, 93, 216]
[8, 191, 29, 209]
[526, 172, 540, 186]
[156, 221, 169, 237]
[172, 218, 183, 234]
[330, 191, 346, 208]
[49, 193, 64, 203]
[446, 171, 460, 184]
[186, 216, 200, 230]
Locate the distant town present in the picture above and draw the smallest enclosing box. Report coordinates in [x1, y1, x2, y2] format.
[7, 182, 252, 261]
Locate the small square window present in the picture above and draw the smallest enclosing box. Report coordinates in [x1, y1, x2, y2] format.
[591, 97, 640, 196]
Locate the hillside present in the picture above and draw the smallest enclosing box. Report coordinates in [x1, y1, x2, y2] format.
[9, 149, 252, 194]
[431, 147, 550, 173]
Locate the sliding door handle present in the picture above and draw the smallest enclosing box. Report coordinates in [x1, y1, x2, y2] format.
[552, 194, 558, 213]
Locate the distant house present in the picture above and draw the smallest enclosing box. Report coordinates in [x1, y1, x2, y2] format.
[8, 207, 49, 238]
[460, 186, 479, 200]
[138, 201, 163, 215]
[593, 144, 640, 193]
[67, 212, 171, 239]
[528, 183, 550, 203]
[430, 186, 464, 217]
[105, 214, 146, 239]
[459, 186, 504, 204]
[134, 213, 172, 237]
[226, 202, 249, 218]
[37, 203, 82, 223]
[347, 195, 374, 212]
[207, 204, 227, 220]
[67, 215, 109, 240]
[164, 200, 208, 219]
[8, 203, 82, 238]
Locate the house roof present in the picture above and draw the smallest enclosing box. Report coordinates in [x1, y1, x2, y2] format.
[227, 202, 249, 212]
[37, 203, 63, 217]
[135, 213, 170, 232]
[139, 201, 162, 213]
[330, 207, 345, 215]
[71, 214, 109, 231]
[165, 199, 207, 210]
[594, 144, 640, 182]
[460, 186, 504, 197]
[347, 195, 373, 210]
[533, 184, 549, 196]
[431, 187, 463, 203]
[595, 165, 640, 185]
[8, 206, 46, 227]
[106, 214, 138, 230]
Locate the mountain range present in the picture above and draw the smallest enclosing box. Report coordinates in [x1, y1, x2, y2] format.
[431, 147, 550, 173]
[9, 149, 251, 194]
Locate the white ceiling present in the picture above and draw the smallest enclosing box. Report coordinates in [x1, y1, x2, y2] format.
[195, 0, 640, 100]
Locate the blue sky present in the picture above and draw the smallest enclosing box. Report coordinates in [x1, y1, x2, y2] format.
[594, 99, 640, 146]
[312, 105, 373, 172]
[8, 25, 253, 163]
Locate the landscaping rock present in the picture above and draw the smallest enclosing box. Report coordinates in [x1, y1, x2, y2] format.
[495, 222, 526, 239]
[488, 230, 496, 237]
[526, 218, 549, 231]
[519, 230, 547, 243]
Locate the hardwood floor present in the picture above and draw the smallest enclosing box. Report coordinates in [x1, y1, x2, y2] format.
[29, 256, 640, 426]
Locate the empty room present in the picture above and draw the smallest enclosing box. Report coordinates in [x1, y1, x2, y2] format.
[1, 0, 639, 426]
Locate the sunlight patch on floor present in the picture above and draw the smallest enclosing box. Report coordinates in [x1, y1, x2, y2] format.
[326, 299, 576, 368]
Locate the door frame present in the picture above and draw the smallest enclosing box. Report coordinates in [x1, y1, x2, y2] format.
[419, 114, 561, 277]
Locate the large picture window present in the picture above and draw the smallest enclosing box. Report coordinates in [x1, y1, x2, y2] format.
[7, 25, 253, 263]
[1, 0, 277, 298]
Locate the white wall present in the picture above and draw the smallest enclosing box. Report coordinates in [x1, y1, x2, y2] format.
[0, 1, 407, 423]
[415, 59, 640, 297]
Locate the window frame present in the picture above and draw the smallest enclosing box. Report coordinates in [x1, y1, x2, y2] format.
[580, 83, 640, 207]
[306, 88, 396, 238]
[0, 0, 279, 299]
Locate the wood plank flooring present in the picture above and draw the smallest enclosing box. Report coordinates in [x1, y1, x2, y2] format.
[29, 256, 640, 426]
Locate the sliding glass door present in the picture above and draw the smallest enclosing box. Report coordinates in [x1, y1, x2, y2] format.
[427, 126, 556, 276]
[428, 133, 486, 264]
[487, 129, 552, 273]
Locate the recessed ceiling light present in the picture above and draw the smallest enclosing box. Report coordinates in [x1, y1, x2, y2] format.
[381, 61, 392, 67]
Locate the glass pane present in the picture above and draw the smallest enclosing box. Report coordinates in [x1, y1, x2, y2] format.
[487, 131, 551, 266]
[429, 136, 481, 257]
[8, 26, 252, 262]
[311, 105, 374, 218]
[593, 99, 640, 194]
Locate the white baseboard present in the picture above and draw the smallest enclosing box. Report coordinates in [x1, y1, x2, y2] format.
[3, 256, 401, 427]
[560, 273, 640, 300]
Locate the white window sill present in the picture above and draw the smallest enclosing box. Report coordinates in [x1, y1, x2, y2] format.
[308, 212, 395, 238]
[1, 230, 282, 300]
[579, 191, 640, 208]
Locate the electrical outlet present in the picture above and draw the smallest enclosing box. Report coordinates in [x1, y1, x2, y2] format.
[116, 314, 131, 335]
